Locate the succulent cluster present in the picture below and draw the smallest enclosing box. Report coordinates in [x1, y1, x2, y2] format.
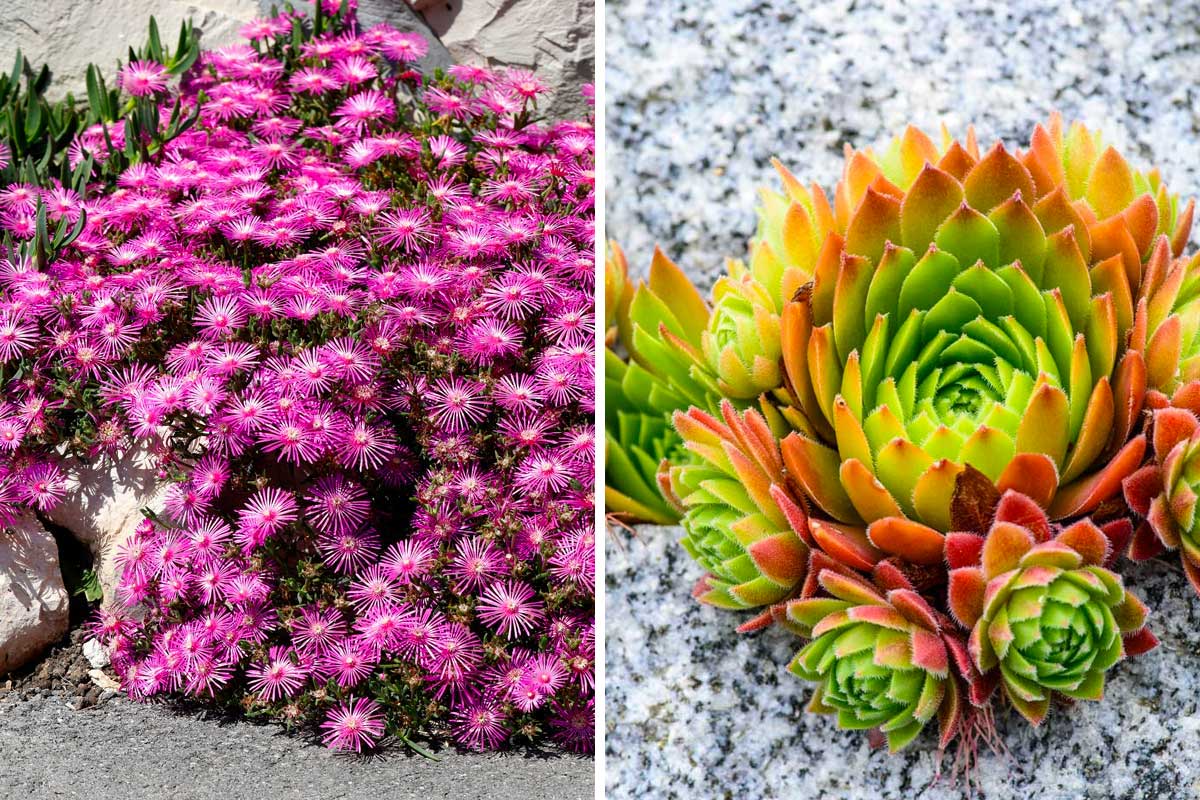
[0, 2, 594, 754]
[605, 116, 1200, 754]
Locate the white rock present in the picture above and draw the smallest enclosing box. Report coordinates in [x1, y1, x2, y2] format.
[82, 638, 111, 669]
[419, 0, 595, 120]
[349, 0, 452, 73]
[0, 0, 587, 122]
[0, 0, 260, 102]
[46, 443, 169, 608]
[0, 515, 69, 674]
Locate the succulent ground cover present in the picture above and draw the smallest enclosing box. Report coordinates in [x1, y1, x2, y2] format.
[605, 116, 1200, 760]
[0, 1, 594, 754]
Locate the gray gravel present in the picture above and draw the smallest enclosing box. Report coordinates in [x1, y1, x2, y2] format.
[0, 693, 593, 800]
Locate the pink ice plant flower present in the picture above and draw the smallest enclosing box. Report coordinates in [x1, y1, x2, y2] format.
[0, 5, 593, 755]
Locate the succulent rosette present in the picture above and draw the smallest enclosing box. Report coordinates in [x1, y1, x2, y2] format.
[661, 401, 810, 608]
[698, 257, 786, 399]
[786, 567, 979, 752]
[605, 350, 684, 524]
[616, 246, 714, 414]
[946, 491, 1156, 724]
[773, 118, 1198, 550]
[1123, 390, 1200, 592]
[606, 116, 1200, 758]
[604, 244, 711, 523]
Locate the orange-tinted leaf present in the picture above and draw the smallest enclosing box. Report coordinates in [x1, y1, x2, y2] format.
[981, 521, 1035, 579]
[964, 143, 1036, 214]
[1121, 194, 1159, 257]
[808, 518, 883, 571]
[948, 567, 987, 628]
[867, 517, 946, 565]
[900, 165, 963, 253]
[650, 246, 711, 342]
[1153, 407, 1200, 461]
[912, 459, 963, 532]
[997, 453, 1059, 509]
[1049, 435, 1147, 519]
[1110, 351, 1146, 450]
[1172, 198, 1195, 257]
[781, 433, 861, 524]
[1090, 215, 1142, 295]
[840, 458, 904, 522]
[1146, 315, 1183, 390]
[1054, 519, 1110, 567]
[1085, 147, 1136, 220]
[845, 188, 902, 264]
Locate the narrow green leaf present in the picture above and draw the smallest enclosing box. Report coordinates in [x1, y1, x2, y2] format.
[85, 64, 103, 120]
[9, 49, 24, 92]
[170, 44, 199, 76]
[148, 16, 163, 63]
[23, 94, 43, 143]
[60, 208, 87, 250]
[175, 20, 189, 62]
[35, 200, 47, 245]
[33, 63, 50, 96]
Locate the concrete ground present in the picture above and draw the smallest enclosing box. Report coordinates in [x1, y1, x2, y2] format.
[0, 693, 593, 800]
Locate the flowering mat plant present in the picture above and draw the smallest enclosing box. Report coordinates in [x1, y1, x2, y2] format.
[605, 115, 1200, 767]
[0, 1, 595, 754]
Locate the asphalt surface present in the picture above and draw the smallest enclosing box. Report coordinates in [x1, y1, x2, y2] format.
[0, 693, 593, 800]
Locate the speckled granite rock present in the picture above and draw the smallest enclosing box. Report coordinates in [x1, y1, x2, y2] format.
[606, 0, 1200, 290]
[605, 527, 1200, 799]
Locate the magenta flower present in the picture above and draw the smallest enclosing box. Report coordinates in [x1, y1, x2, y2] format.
[321, 697, 385, 752]
[379, 31, 429, 63]
[316, 526, 380, 575]
[451, 700, 508, 751]
[305, 474, 370, 537]
[477, 580, 546, 639]
[236, 487, 298, 548]
[319, 639, 377, 688]
[448, 537, 508, 592]
[119, 60, 169, 96]
[334, 90, 394, 131]
[291, 606, 347, 656]
[427, 377, 489, 432]
[381, 539, 435, 585]
[335, 420, 395, 471]
[248, 648, 306, 701]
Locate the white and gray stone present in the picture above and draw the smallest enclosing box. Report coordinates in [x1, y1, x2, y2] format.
[420, 0, 596, 120]
[0, 0, 592, 121]
[0, 515, 68, 674]
[0, 0, 260, 100]
[82, 638, 110, 670]
[607, 0, 1200, 290]
[605, 527, 1200, 799]
[46, 444, 169, 608]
